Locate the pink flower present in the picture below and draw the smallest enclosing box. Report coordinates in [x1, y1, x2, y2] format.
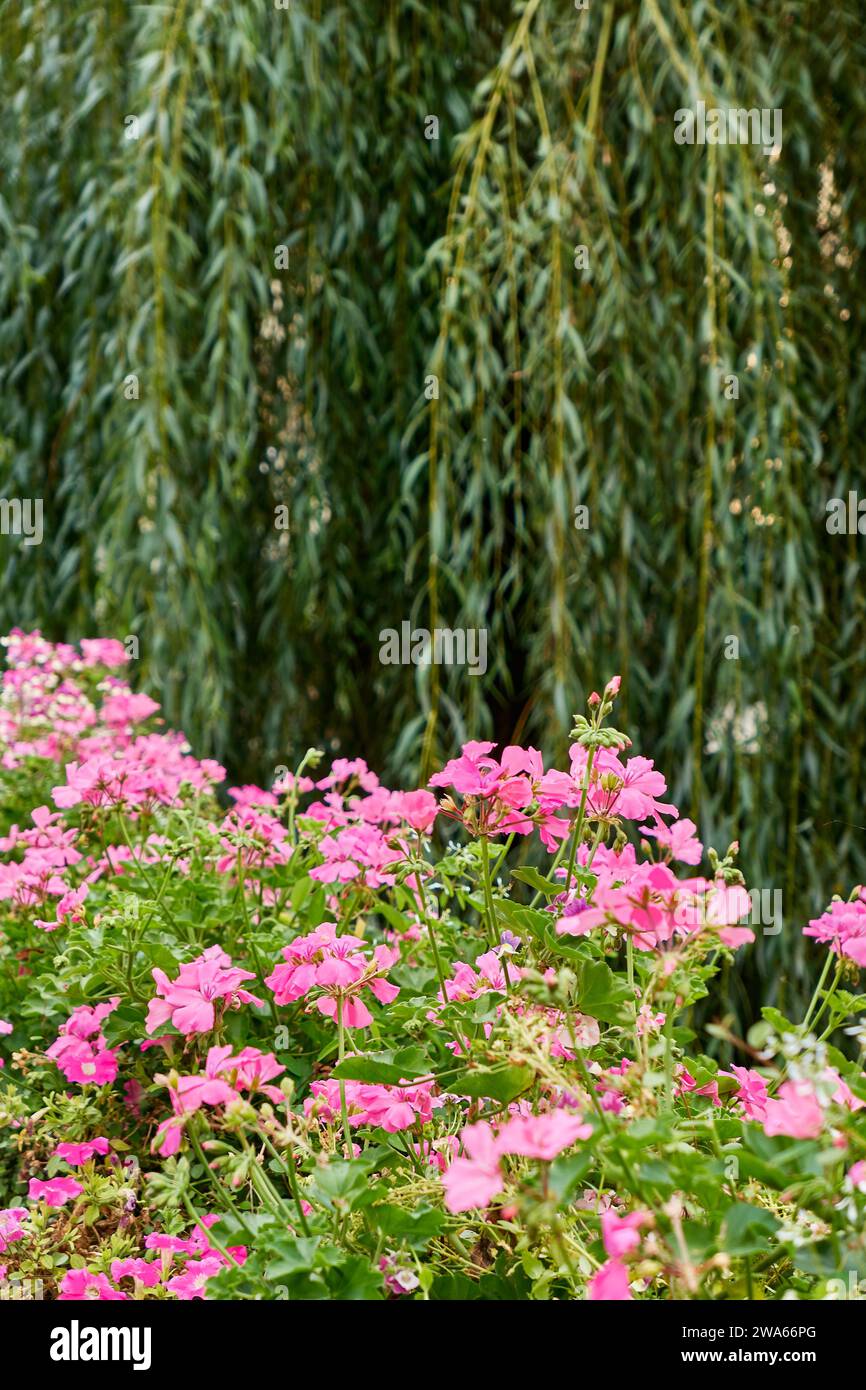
[601, 1209, 649, 1258]
[80, 638, 130, 668]
[496, 1111, 592, 1161]
[305, 1078, 440, 1133]
[152, 1118, 185, 1157]
[46, 999, 121, 1086]
[588, 1258, 632, 1300]
[397, 789, 439, 833]
[58, 1269, 127, 1301]
[804, 897, 866, 966]
[441, 1122, 505, 1213]
[164, 1256, 224, 1300]
[110, 1258, 162, 1288]
[0, 1207, 28, 1252]
[266, 925, 399, 1029]
[28, 1176, 84, 1207]
[639, 813, 703, 865]
[847, 1161, 866, 1191]
[53, 1138, 111, 1165]
[722, 1065, 769, 1122]
[636, 1005, 666, 1036]
[822, 1067, 866, 1112]
[146, 945, 263, 1036]
[762, 1081, 824, 1140]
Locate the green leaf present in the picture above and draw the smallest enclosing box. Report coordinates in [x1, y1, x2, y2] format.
[575, 959, 632, 1022]
[511, 867, 561, 898]
[331, 1046, 432, 1085]
[721, 1202, 781, 1255]
[450, 1063, 534, 1103]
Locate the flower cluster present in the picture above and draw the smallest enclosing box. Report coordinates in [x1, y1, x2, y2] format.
[1, 632, 866, 1305]
[46, 998, 121, 1085]
[145, 947, 263, 1038]
[265, 923, 399, 1027]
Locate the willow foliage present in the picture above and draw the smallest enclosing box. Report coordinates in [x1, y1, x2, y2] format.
[1, 0, 864, 1013]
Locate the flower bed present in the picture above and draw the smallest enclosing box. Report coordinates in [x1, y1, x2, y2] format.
[1, 631, 864, 1301]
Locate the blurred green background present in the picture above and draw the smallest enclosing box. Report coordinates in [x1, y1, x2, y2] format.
[1, 0, 865, 1020]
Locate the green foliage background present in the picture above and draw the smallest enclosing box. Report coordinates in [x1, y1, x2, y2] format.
[1, 0, 864, 1016]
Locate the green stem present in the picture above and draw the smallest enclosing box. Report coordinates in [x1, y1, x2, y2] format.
[480, 836, 498, 945]
[801, 950, 834, 1032]
[414, 831, 449, 1000]
[564, 745, 596, 893]
[337, 998, 354, 1160]
[253, 1125, 311, 1236]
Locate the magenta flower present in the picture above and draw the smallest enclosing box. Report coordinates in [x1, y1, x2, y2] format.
[58, 1268, 127, 1301]
[804, 896, 866, 967]
[110, 1257, 162, 1288]
[46, 998, 121, 1086]
[639, 812, 703, 866]
[164, 1256, 225, 1300]
[53, 1137, 111, 1165]
[28, 1176, 84, 1207]
[305, 1078, 441, 1133]
[0, 1207, 28, 1252]
[266, 924, 399, 1029]
[722, 1065, 769, 1122]
[146, 945, 263, 1037]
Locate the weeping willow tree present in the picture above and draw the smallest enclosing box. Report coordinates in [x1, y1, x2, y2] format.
[1, 0, 864, 1014]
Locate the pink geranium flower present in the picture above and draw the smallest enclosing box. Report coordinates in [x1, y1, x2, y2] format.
[722, 1065, 770, 1122]
[266, 924, 399, 1029]
[496, 1111, 592, 1161]
[396, 789, 439, 833]
[46, 998, 121, 1086]
[601, 1209, 650, 1258]
[762, 1081, 824, 1139]
[588, 1258, 632, 1300]
[441, 1122, 505, 1213]
[146, 945, 263, 1036]
[804, 896, 866, 966]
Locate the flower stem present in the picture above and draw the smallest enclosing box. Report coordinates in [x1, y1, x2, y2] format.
[337, 998, 354, 1160]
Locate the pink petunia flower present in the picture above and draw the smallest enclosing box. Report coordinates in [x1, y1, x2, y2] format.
[0, 1207, 28, 1252]
[28, 1176, 84, 1207]
[58, 1268, 127, 1301]
[53, 1138, 111, 1165]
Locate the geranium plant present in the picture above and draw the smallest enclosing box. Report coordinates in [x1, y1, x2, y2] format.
[1, 631, 865, 1302]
